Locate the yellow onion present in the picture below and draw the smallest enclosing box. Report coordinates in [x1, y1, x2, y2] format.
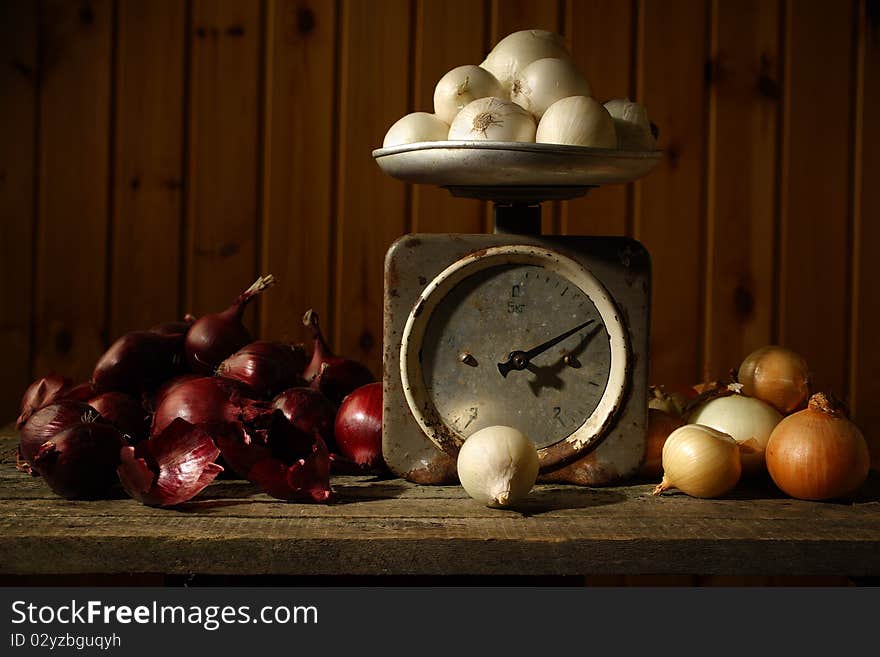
[653, 424, 741, 498]
[765, 393, 869, 501]
[738, 345, 810, 414]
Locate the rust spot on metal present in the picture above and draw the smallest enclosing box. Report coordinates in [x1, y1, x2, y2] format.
[404, 452, 459, 484]
[384, 257, 399, 290]
[412, 299, 425, 318]
[539, 449, 620, 486]
[418, 276, 427, 286]
[388, 288, 399, 298]
[404, 237, 422, 248]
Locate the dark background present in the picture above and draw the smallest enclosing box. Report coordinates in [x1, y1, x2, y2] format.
[2, 0, 877, 437]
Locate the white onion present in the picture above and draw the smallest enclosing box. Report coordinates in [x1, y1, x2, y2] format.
[457, 425, 539, 507]
[604, 98, 656, 151]
[536, 96, 616, 148]
[480, 29, 571, 95]
[689, 394, 783, 476]
[382, 112, 449, 148]
[653, 424, 742, 498]
[433, 65, 504, 125]
[448, 97, 536, 142]
[510, 58, 592, 120]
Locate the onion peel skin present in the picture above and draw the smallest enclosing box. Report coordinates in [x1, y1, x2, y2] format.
[215, 411, 332, 503]
[302, 309, 375, 405]
[117, 418, 223, 507]
[185, 275, 275, 375]
[19, 401, 101, 470]
[88, 392, 150, 444]
[17, 374, 72, 428]
[272, 387, 337, 452]
[765, 392, 869, 501]
[32, 422, 126, 500]
[216, 341, 308, 400]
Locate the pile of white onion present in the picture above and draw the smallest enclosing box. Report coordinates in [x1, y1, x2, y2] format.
[382, 29, 657, 151]
[650, 345, 874, 502]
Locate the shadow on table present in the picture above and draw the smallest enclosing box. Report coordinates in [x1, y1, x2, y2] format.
[514, 487, 628, 516]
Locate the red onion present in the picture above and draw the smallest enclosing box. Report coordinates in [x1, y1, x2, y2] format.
[334, 382, 385, 472]
[216, 341, 307, 399]
[19, 401, 100, 471]
[151, 376, 252, 435]
[185, 275, 275, 374]
[32, 421, 126, 499]
[66, 381, 97, 402]
[118, 418, 223, 506]
[216, 411, 331, 502]
[302, 309, 375, 405]
[88, 392, 150, 444]
[150, 315, 195, 336]
[149, 374, 200, 411]
[272, 387, 337, 450]
[16, 374, 72, 428]
[92, 330, 186, 395]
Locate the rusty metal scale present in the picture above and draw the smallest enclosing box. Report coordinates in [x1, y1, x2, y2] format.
[373, 141, 661, 486]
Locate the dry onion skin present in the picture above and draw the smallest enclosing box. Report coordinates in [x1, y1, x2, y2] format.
[653, 424, 742, 498]
[480, 29, 571, 95]
[603, 98, 656, 150]
[738, 345, 810, 414]
[536, 96, 616, 148]
[457, 425, 539, 507]
[510, 57, 592, 120]
[433, 65, 504, 125]
[383, 112, 449, 148]
[448, 97, 536, 142]
[688, 393, 782, 476]
[765, 393, 869, 501]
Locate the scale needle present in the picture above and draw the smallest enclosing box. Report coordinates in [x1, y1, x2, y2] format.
[497, 319, 595, 378]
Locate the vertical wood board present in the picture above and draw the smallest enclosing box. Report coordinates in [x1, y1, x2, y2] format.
[778, 0, 855, 395]
[703, 0, 781, 378]
[850, 0, 880, 440]
[260, 0, 337, 345]
[0, 0, 38, 415]
[334, 0, 412, 376]
[33, 0, 113, 383]
[633, 0, 708, 388]
[410, 0, 487, 235]
[110, 0, 187, 339]
[187, 0, 263, 331]
[561, 0, 635, 237]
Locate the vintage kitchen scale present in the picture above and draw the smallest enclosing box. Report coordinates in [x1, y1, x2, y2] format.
[373, 141, 661, 485]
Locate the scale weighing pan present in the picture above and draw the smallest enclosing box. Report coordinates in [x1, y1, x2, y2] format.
[372, 140, 662, 190]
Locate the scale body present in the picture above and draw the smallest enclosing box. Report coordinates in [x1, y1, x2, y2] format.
[374, 142, 661, 486]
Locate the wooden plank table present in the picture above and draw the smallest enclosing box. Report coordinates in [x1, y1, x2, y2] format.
[1, 426, 879, 580]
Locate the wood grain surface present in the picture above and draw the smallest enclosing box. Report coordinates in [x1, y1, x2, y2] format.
[1, 428, 877, 578]
[2, 0, 878, 464]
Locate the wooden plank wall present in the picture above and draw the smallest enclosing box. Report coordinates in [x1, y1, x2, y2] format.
[2, 0, 876, 449]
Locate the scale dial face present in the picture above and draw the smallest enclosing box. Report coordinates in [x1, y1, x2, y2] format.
[400, 245, 629, 467]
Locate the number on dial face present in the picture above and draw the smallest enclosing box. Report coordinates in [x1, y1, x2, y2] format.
[420, 263, 611, 449]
